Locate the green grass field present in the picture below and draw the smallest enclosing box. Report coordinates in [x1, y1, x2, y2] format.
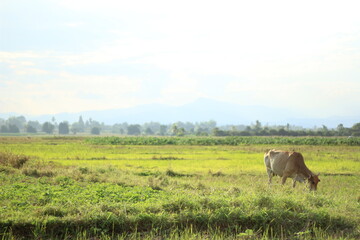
[0, 136, 359, 239]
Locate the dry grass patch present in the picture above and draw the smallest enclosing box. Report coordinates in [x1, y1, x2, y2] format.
[0, 152, 29, 169]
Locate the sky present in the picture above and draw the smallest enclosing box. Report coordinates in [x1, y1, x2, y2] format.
[1, 0, 360, 119]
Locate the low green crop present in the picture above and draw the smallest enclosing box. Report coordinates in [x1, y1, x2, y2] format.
[86, 136, 360, 146]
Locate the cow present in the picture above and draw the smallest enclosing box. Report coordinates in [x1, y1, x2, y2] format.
[264, 149, 320, 191]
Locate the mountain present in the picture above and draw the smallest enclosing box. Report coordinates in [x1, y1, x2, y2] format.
[1, 98, 359, 128]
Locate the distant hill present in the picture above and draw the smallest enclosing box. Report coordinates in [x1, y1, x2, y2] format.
[1, 98, 359, 128]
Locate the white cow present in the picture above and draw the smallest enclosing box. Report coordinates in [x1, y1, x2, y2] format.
[264, 149, 320, 190]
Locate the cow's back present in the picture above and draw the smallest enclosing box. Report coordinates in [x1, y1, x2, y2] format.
[285, 152, 308, 174]
[267, 150, 292, 177]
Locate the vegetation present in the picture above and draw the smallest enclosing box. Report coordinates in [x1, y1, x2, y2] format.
[0, 136, 359, 239]
[1, 115, 360, 137]
[91, 127, 101, 135]
[86, 136, 360, 146]
[58, 121, 70, 134]
[42, 122, 55, 134]
[0, 152, 29, 169]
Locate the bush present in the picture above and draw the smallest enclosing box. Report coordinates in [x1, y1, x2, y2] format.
[22, 168, 54, 177]
[91, 127, 101, 135]
[42, 122, 55, 134]
[59, 122, 70, 134]
[0, 152, 29, 168]
[26, 125, 37, 133]
[0, 125, 9, 133]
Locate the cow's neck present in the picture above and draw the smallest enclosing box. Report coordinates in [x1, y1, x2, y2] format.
[299, 166, 314, 178]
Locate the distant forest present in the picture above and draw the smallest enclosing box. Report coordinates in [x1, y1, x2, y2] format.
[0, 116, 360, 137]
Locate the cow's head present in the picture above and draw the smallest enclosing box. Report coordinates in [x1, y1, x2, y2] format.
[308, 174, 320, 191]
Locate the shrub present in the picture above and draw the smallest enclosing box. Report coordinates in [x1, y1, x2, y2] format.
[0, 152, 29, 168]
[22, 168, 54, 177]
[26, 125, 37, 133]
[91, 127, 101, 135]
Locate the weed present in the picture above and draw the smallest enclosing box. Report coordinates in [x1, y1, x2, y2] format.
[40, 206, 66, 217]
[152, 156, 184, 160]
[22, 168, 55, 177]
[79, 167, 90, 174]
[0, 165, 17, 174]
[208, 170, 225, 177]
[0, 152, 29, 168]
[166, 169, 187, 177]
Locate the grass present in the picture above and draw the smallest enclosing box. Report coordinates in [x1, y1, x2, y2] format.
[0, 136, 359, 239]
[0, 152, 29, 169]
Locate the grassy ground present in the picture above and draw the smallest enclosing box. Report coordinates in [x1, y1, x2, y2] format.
[0, 137, 359, 239]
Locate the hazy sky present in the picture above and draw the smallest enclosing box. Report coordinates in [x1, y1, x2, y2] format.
[1, 0, 360, 118]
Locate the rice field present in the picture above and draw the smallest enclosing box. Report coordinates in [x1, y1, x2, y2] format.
[0, 136, 359, 239]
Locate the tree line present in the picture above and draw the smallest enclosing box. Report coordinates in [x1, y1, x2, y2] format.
[0, 116, 359, 137]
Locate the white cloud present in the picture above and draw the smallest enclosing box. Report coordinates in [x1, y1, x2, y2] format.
[1, 0, 360, 118]
[64, 22, 85, 28]
[0, 70, 142, 114]
[225, 78, 360, 117]
[159, 73, 206, 105]
[14, 68, 49, 75]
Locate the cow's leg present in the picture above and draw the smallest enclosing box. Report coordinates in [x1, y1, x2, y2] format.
[281, 172, 290, 185]
[292, 179, 297, 188]
[266, 168, 273, 185]
[264, 154, 272, 185]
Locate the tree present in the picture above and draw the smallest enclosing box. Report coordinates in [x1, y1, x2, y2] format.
[28, 121, 41, 131]
[7, 116, 26, 131]
[8, 124, 20, 133]
[26, 125, 37, 133]
[70, 124, 78, 134]
[0, 125, 9, 133]
[269, 129, 278, 136]
[78, 116, 85, 132]
[259, 129, 269, 136]
[42, 122, 55, 134]
[127, 124, 141, 135]
[171, 124, 178, 136]
[352, 123, 360, 131]
[351, 122, 360, 136]
[252, 120, 262, 134]
[91, 127, 101, 135]
[239, 131, 251, 136]
[51, 117, 58, 129]
[212, 127, 220, 136]
[171, 124, 186, 136]
[195, 127, 208, 136]
[337, 124, 345, 136]
[230, 126, 238, 136]
[278, 128, 287, 136]
[177, 128, 186, 136]
[159, 125, 168, 136]
[212, 127, 228, 136]
[59, 122, 69, 134]
[145, 127, 154, 135]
